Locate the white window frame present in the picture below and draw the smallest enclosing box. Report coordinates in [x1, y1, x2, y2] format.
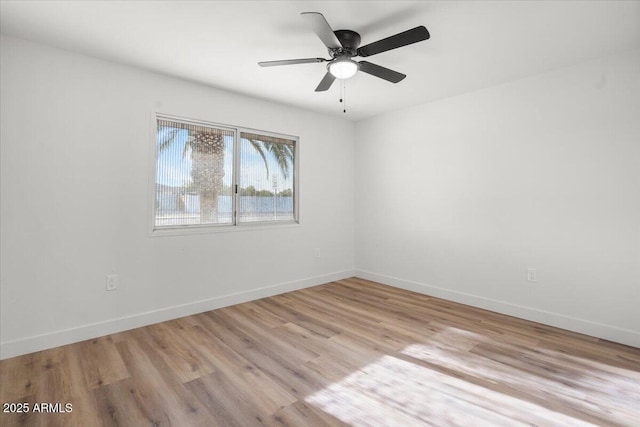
[149, 113, 299, 236]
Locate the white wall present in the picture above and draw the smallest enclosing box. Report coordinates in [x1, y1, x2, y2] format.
[0, 36, 355, 359]
[355, 49, 640, 347]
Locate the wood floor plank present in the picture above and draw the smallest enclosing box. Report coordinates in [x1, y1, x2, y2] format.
[136, 321, 216, 383]
[266, 400, 350, 427]
[240, 344, 328, 399]
[75, 335, 129, 390]
[30, 345, 101, 427]
[193, 311, 253, 352]
[0, 353, 42, 402]
[210, 308, 320, 365]
[282, 292, 412, 353]
[185, 371, 268, 427]
[254, 298, 341, 339]
[114, 339, 211, 427]
[1, 277, 638, 427]
[235, 301, 290, 329]
[92, 378, 158, 427]
[179, 324, 298, 412]
[278, 322, 374, 370]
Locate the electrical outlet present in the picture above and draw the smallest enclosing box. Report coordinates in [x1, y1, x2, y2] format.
[314, 248, 321, 258]
[106, 274, 119, 291]
[526, 268, 538, 283]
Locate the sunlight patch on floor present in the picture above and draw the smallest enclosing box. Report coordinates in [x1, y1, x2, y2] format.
[306, 354, 600, 427]
[402, 341, 640, 425]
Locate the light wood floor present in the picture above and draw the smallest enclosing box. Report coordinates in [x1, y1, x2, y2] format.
[1, 278, 639, 426]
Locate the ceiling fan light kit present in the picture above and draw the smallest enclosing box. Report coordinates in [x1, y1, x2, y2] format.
[258, 12, 430, 95]
[329, 58, 359, 79]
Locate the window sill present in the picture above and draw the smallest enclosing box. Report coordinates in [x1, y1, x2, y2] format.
[149, 220, 300, 237]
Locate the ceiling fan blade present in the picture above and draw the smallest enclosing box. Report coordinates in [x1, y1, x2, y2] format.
[357, 26, 430, 57]
[301, 12, 342, 49]
[315, 72, 336, 92]
[358, 61, 406, 83]
[258, 58, 327, 67]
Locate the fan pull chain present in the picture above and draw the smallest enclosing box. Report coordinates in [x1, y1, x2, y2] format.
[342, 80, 347, 114]
[337, 81, 347, 114]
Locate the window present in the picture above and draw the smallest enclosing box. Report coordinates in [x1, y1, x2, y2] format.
[153, 115, 297, 232]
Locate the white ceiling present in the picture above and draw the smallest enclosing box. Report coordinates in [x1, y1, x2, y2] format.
[1, 1, 639, 121]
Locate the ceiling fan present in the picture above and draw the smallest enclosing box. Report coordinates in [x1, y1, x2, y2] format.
[259, 12, 430, 92]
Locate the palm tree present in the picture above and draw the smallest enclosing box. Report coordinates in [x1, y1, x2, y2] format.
[158, 124, 293, 223]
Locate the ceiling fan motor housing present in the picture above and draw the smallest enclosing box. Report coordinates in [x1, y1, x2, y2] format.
[330, 30, 361, 57]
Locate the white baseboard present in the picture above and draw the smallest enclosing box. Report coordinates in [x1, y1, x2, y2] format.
[355, 269, 640, 348]
[0, 270, 354, 360]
